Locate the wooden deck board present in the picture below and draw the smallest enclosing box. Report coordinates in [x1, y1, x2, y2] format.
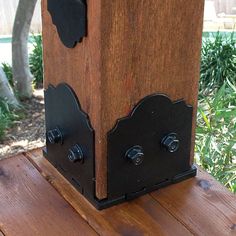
[25, 149, 193, 236]
[0, 148, 236, 236]
[0, 154, 97, 236]
[151, 168, 236, 235]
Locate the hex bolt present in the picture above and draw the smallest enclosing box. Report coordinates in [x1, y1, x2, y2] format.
[47, 128, 63, 144]
[68, 144, 84, 163]
[125, 145, 144, 166]
[161, 133, 180, 153]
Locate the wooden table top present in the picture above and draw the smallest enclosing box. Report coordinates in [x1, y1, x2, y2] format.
[0, 148, 235, 236]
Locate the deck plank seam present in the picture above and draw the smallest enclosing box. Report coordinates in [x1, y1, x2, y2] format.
[23, 152, 103, 236]
[149, 193, 196, 235]
[144, 194, 195, 236]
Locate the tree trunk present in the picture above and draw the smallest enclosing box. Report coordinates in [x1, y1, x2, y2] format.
[0, 67, 19, 107]
[12, 0, 37, 100]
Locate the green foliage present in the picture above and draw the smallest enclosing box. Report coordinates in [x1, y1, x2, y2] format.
[0, 64, 16, 140]
[197, 32, 236, 193]
[1, 62, 14, 88]
[0, 99, 20, 140]
[29, 35, 43, 88]
[200, 32, 236, 95]
[196, 81, 236, 193]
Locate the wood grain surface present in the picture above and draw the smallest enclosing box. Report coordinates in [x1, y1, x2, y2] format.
[151, 168, 236, 236]
[25, 149, 193, 236]
[0, 154, 97, 236]
[42, 0, 205, 199]
[25, 148, 236, 236]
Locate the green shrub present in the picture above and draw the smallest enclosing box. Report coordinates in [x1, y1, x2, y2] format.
[0, 99, 17, 140]
[200, 32, 236, 95]
[196, 80, 236, 193]
[29, 35, 43, 88]
[1, 62, 14, 88]
[197, 32, 236, 193]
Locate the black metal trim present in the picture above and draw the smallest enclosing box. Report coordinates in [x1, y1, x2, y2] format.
[47, 0, 87, 48]
[44, 84, 197, 210]
[107, 94, 194, 200]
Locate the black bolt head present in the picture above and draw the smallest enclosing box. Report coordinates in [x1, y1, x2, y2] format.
[161, 133, 180, 153]
[68, 144, 84, 163]
[47, 128, 63, 144]
[125, 146, 144, 166]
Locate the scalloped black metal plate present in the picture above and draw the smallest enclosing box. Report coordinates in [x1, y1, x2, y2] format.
[44, 83, 95, 201]
[107, 94, 195, 199]
[47, 0, 87, 48]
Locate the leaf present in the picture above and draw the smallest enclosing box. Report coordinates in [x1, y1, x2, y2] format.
[198, 107, 211, 130]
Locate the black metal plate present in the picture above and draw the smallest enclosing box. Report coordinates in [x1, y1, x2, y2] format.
[47, 0, 87, 48]
[44, 84, 95, 201]
[107, 94, 194, 199]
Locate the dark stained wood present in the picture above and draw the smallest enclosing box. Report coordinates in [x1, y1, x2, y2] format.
[42, 0, 205, 199]
[151, 168, 236, 236]
[100, 195, 193, 236]
[25, 148, 236, 236]
[0, 154, 97, 236]
[25, 149, 193, 236]
[24, 151, 117, 235]
[1, 149, 236, 235]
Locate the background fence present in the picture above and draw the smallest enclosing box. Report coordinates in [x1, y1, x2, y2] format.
[0, 0, 41, 35]
[214, 0, 236, 14]
[1, 0, 236, 36]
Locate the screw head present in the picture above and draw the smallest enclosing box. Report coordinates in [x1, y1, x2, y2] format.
[125, 146, 144, 166]
[161, 133, 180, 153]
[68, 144, 84, 163]
[47, 128, 63, 144]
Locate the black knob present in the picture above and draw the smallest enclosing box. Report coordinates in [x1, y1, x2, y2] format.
[68, 144, 84, 163]
[125, 146, 144, 166]
[161, 133, 180, 153]
[47, 128, 63, 144]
